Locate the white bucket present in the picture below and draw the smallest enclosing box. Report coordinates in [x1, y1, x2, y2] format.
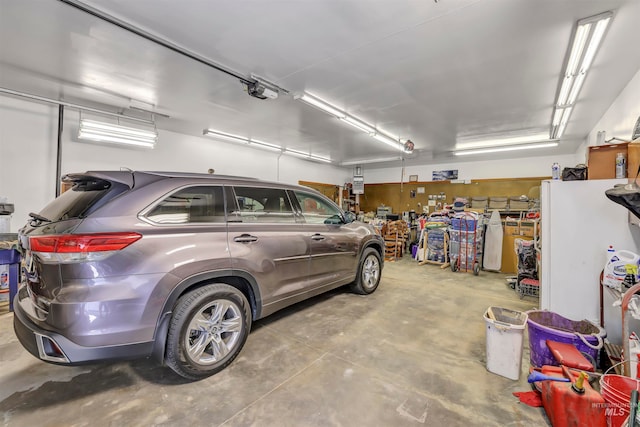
[0, 216, 9, 233]
[484, 307, 528, 380]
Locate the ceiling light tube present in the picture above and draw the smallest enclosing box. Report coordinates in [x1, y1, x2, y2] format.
[455, 133, 550, 150]
[285, 148, 309, 157]
[340, 156, 403, 166]
[78, 130, 156, 144]
[554, 106, 573, 139]
[454, 142, 559, 156]
[566, 72, 586, 106]
[580, 17, 611, 71]
[249, 139, 282, 152]
[77, 132, 156, 148]
[552, 108, 564, 126]
[78, 119, 157, 148]
[566, 23, 591, 77]
[340, 116, 376, 134]
[283, 149, 332, 163]
[308, 155, 333, 163]
[373, 133, 404, 151]
[296, 93, 346, 118]
[80, 120, 157, 139]
[203, 129, 249, 144]
[556, 75, 574, 107]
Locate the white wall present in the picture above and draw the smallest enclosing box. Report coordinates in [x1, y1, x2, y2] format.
[0, 94, 349, 233]
[362, 153, 579, 183]
[576, 68, 640, 162]
[0, 97, 58, 233]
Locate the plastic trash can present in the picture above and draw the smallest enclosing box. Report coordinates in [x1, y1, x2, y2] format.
[0, 249, 21, 312]
[484, 307, 528, 380]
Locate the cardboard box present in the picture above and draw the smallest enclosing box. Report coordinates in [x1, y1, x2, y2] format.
[519, 220, 537, 237]
[504, 219, 520, 236]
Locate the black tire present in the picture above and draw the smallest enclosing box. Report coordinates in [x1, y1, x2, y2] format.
[165, 283, 251, 380]
[351, 248, 382, 295]
[473, 263, 480, 276]
[451, 261, 458, 272]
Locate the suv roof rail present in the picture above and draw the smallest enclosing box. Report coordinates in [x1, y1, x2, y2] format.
[142, 171, 258, 180]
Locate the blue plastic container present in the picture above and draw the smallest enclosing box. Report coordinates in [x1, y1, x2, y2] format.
[0, 249, 21, 312]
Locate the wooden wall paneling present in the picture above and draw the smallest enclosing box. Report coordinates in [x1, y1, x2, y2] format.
[298, 181, 340, 203]
[359, 178, 547, 214]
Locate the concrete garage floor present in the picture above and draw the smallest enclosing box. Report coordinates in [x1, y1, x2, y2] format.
[0, 258, 548, 426]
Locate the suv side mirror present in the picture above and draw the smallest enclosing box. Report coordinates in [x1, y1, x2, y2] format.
[343, 211, 357, 224]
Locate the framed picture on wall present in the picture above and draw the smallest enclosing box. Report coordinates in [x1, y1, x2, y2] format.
[409, 175, 418, 182]
[432, 170, 458, 181]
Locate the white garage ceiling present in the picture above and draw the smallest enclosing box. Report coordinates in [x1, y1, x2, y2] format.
[1, 0, 639, 166]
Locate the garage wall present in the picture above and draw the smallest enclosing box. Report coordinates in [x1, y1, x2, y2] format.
[361, 153, 579, 183]
[577, 67, 640, 162]
[0, 94, 349, 232]
[0, 97, 58, 233]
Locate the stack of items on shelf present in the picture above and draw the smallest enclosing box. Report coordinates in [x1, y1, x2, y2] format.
[381, 220, 409, 262]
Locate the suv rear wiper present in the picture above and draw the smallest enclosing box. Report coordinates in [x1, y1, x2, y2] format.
[29, 212, 51, 223]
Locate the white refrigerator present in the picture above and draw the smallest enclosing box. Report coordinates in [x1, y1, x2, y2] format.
[541, 178, 640, 344]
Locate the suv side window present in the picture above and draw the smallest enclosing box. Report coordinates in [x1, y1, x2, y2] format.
[294, 191, 343, 225]
[230, 187, 296, 223]
[145, 186, 225, 224]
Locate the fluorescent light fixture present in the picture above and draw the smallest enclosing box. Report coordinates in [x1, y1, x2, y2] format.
[203, 129, 249, 144]
[284, 148, 332, 163]
[454, 142, 559, 156]
[204, 127, 329, 162]
[285, 148, 309, 157]
[250, 139, 282, 152]
[552, 11, 612, 137]
[78, 119, 157, 148]
[373, 133, 404, 151]
[455, 132, 549, 150]
[309, 155, 333, 163]
[340, 156, 403, 166]
[340, 116, 376, 134]
[297, 92, 415, 152]
[295, 93, 346, 118]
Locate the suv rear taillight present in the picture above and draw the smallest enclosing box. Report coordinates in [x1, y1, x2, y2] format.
[30, 232, 142, 263]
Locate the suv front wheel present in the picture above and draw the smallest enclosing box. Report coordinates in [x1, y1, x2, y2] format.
[166, 283, 251, 380]
[351, 248, 382, 295]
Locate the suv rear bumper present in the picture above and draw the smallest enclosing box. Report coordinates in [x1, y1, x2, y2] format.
[13, 295, 153, 364]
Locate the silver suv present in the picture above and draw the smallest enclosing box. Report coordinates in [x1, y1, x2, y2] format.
[13, 171, 384, 379]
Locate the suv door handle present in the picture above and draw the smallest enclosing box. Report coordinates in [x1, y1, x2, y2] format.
[234, 234, 259, 243]
[311, 233, 325, 241]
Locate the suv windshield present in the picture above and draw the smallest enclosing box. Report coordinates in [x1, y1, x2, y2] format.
[38, 179, 123, 222]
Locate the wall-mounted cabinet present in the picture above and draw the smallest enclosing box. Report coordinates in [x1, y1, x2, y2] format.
[587, 142, 640, 179]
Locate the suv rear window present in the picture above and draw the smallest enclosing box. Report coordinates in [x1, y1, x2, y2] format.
[145, 186, 225, 224]
[38, 178, 123, 221]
